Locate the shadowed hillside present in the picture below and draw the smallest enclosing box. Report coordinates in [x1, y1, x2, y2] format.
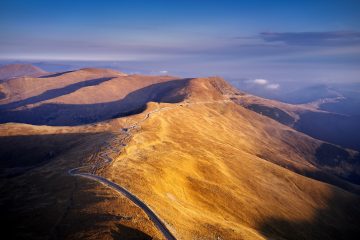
[295, 111, 360, 151]
[258, 187, 360, 240]
[0, 127, 164, 240]
[232, 92, 360, 151]
[0, 133, 97, 176]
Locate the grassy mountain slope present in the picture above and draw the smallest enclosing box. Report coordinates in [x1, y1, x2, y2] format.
[103, 77, 360, 239]
[1, 70, 359, 239]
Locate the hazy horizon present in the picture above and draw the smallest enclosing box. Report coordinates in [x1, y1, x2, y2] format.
[1, 0, 360, 90]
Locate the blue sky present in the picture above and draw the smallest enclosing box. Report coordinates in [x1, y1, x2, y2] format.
[1, 0, 360, 89]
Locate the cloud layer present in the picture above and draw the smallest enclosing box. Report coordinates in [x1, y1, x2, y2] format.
[260, 31, 360, 46]
[253, 79, 268, 85]
[1, 30, 359, 85]
[248, 79, 280, 90]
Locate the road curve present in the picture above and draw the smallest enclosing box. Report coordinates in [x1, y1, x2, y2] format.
[71, 171, 176, 240]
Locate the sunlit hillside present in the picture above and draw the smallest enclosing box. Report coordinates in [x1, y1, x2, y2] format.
[103, 78, 360, 239]
[1, 68, 359, 240]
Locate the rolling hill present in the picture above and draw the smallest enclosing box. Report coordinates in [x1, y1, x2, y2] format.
[0, 63, 47, 81]
[0, 68, 359, 239]
[0, 68, 187, 125]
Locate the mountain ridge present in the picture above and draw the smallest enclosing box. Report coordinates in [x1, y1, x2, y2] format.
[0, 67, 359, 239]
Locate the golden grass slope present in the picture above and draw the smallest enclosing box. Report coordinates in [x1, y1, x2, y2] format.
[1, 73, 359, 239]
[106, 99, 360, 239]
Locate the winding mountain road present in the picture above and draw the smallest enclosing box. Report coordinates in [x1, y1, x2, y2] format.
[71, 172, 177, 240]
[68, 100, 230, 239]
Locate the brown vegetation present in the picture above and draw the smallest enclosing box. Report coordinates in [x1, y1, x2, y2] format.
[1, 69, 359, 239]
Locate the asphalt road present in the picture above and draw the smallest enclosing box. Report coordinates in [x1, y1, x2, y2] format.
[71, 172, 176, 240]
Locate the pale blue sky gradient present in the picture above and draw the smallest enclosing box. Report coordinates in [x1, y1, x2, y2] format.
[1, 0, 360, 87]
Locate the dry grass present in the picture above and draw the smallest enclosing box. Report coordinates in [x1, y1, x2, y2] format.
[106, 101, 360, 239]
[1, 73, 359, 239]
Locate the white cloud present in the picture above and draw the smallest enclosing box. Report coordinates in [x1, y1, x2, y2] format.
[266, 83, 280, 89]
[159, 70, 168, 74]
[248, 78, 280, 90]
[253, 79, 268, 85]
